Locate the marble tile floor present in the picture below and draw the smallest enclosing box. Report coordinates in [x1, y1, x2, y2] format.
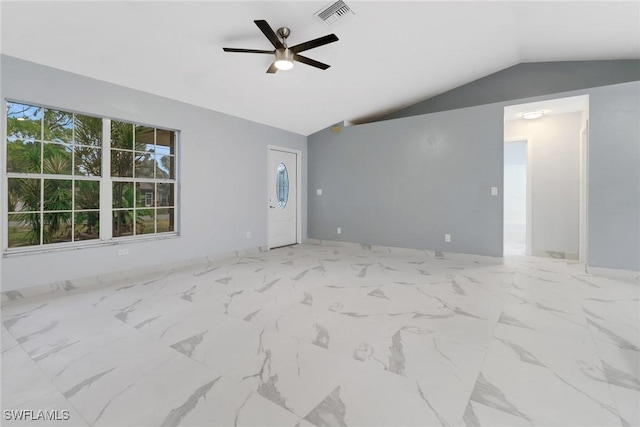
[1, 242, 639, 427]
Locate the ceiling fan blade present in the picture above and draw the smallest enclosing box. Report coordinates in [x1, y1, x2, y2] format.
[223, 47, 274, 54]
[266, 63, 278, 74]
[254, 20, 284, 49]
[290, 34, 338, 54]
[294, 54, 330, 70]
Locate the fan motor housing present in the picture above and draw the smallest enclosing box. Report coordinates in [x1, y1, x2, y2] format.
[277, 27, 291, 40]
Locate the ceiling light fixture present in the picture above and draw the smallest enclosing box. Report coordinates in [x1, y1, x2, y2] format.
[222, 21, 338, 74]
[522, 111, 544, 120]
[274, 48, 294, 71]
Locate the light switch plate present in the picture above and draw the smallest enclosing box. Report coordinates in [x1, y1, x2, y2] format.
[317, 189, 323, 196]
[491, 187, 498, 196]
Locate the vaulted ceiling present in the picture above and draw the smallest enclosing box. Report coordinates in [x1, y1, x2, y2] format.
[2, 1, 639, 135]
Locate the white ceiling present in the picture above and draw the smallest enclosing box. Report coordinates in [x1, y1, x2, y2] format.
[504, 94, 589, 121]
[1, 1, 639, 135]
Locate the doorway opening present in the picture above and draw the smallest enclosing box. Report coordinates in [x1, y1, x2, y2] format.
[503, 138, 530, 256]
[503, 95, 589, 260]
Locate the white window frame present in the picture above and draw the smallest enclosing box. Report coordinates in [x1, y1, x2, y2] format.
[2, 100, 180, 255]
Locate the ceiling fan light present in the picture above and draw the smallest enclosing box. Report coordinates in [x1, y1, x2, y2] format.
[522, 111, 545, 120]
[274, 48, 294, 71]
[274, 60, 294, 70]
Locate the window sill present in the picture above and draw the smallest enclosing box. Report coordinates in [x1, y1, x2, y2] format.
[3, 233, 179, 258]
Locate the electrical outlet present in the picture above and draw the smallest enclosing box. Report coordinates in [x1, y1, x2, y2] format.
[491, 187, 498, 196]
[317, 189, 323, 196]
[337, 227, 342, 234]
[445, 234, 451, 243]
[118, 248, 129, 256]
[246, 231, 251, 239]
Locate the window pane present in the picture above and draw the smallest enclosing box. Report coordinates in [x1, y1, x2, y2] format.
[136, 182, 155, 207]
[8, 178, 41, 212]
[7, 140, 41, 173]
[156, 208, 174, 233]
[75, 180, 100, 210]
[134, 153, 155, 178]
[111, 150, 133, 177]
[157, 154, 174, 179]
[75, 147, 101, 176]
[44, 179, 72, 211]
[136, 209, 155, 235]
[7, 103, 42, 142]
[44, 109, 73, 143]
[156, 183, 174, 207]
[74, 211, 100, 241]
[74, 114, 102, 147]
[111, 121, 134, 150]
[156, 129, 175, 155]
[276, 163, 289, 209]
[155, 145, 170, 157]
[112, 182, 134, 208]
[135, 126, 154, 152]
[43, 212, 72, 244]
[113, 210, 134, 237]
[43, 142, 73, 175]
[8, 213, 40, 247]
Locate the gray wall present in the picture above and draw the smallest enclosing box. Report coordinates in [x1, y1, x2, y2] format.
[1, 55, 307, 291]
[309, 81, 640, 271]
[308, 104, 505, 257]
[380, 60, 640, 122]
[588, 82, 640, 270]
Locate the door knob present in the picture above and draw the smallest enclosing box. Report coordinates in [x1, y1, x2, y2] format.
[270, 205, 276, 209]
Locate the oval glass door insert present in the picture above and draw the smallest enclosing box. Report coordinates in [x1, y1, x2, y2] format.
[276, 163, 289, 208]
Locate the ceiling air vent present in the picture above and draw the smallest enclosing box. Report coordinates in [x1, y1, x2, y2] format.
[315, 1, 354, 26]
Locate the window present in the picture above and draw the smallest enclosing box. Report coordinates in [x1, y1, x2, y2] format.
[110, 121, 176, 237]
[6, 103, 101, 247]
[275, 163, 289, 208]
[5, 101, 178, 251]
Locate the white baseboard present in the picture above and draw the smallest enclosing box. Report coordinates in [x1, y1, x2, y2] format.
[1, 245, 266, 306]
[531, 250, 579, 260]
[303, 238, 503, 263]
[586, 265, 640, 282]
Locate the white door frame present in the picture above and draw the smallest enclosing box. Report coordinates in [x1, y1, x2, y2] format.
[267, 145, 302, 250]
[504, 136, 533, 256]
[579, 119, 589, 264]
[504, 94, 590, 261]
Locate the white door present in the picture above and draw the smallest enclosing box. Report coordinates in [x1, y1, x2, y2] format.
[268, 149, 297, 248]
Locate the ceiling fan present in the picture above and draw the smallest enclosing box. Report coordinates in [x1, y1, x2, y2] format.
[223, 20, 339, 73]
